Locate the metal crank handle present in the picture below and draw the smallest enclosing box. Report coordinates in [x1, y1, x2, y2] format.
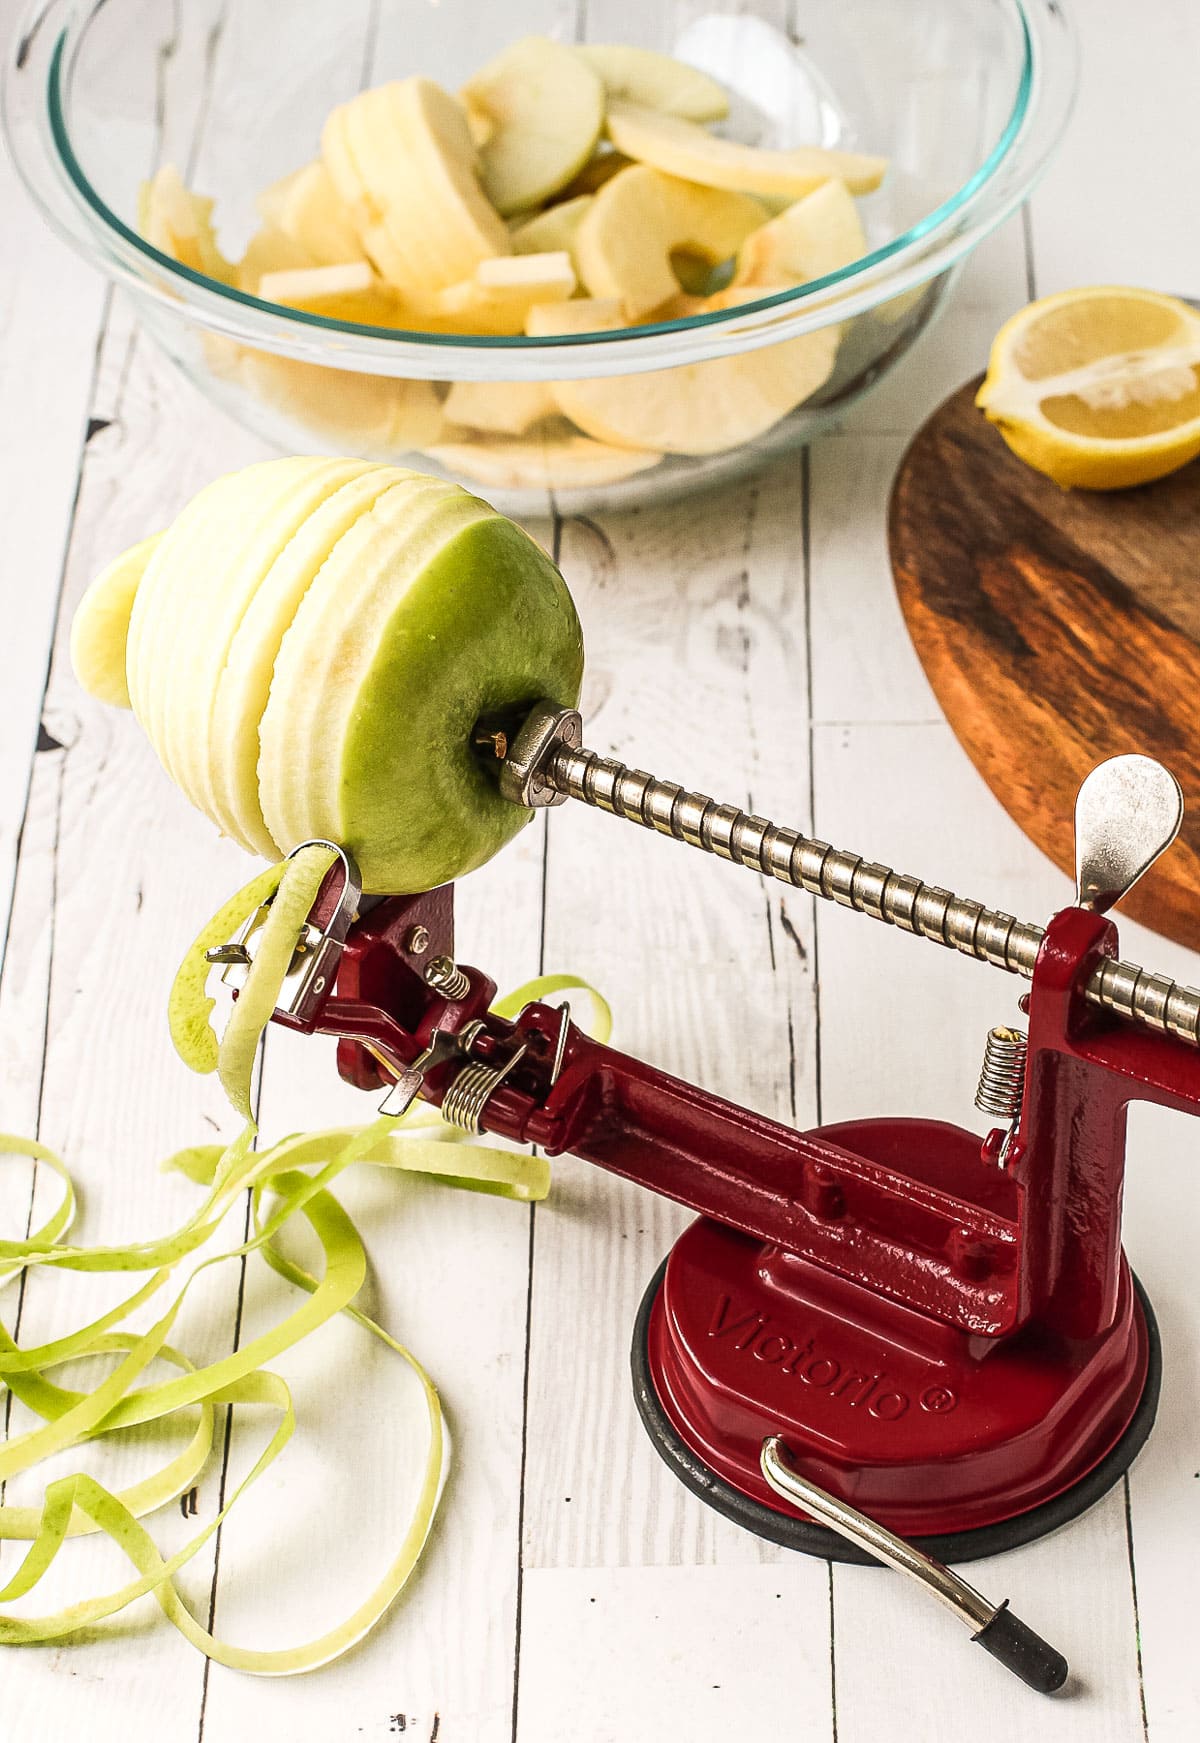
[495, 705, 1200, 1048]
[760, 1439, 1069, 1696]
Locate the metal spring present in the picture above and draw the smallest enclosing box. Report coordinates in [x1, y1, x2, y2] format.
[441, 1061, 506, 1133]
[425, 955, 471, 1000]
[975, 1026, 1029, 1120]
[547, 743, 1200, 1048]
[440, 1044, 528, 1134]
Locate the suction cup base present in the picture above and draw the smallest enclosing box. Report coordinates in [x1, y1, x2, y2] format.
[632, 1255, 1160, 1565]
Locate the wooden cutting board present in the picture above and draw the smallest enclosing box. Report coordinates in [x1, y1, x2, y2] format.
[889, 377, 1200, 954]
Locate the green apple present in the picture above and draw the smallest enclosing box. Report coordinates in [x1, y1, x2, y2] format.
[257, 478, 583, 889]
[76, 462, 584, 894]
[461, 37, 605, 216]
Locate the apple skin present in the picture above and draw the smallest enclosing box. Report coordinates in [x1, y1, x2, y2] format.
[335, 511, 583, 892]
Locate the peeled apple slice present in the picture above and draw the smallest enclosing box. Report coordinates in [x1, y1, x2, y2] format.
[576, 44, 729, 123]
[461, 36, 605, 216]
[237, 226, 315, 293]
[80, 463, 584, 893]
[510, 195, 594, 271]
[256, 476, 472, 857]
[425, 251, 576, 336]
[561, 148, 634, 198]
[256, 166, 304, 228]
[441, 380, 558, 437]
[236, 351, 445, 453]
[525, 297, 625, 337]
[322, 77, 510, 302]
[138, 165, 232, 282]
[575, 166, 765, 320]
[462, 96, 496, 148]
[207, 468, 401, 851]
[605, 101, 888, 199]
[426, 433, 663, 491]
[257, 478, 584, 890]
[256, 160, 366, 265]
[554, 288, 840, 454]
[257, 262, 401, 326]
[70, 534, 163, 708]
[125, 467, 289, 777]
[132, 458, 376, 819]
[735, 178, 867, 286]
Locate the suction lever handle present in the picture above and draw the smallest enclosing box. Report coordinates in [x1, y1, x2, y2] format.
[494, 704, 1200, 1047]
[1074, 754, 1183, 915]
[760, 1439, 1069, 1697]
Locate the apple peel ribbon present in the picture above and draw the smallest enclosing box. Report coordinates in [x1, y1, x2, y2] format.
[0, 850, 611, 1671]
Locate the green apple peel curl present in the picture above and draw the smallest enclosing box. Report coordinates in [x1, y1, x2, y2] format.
[0, 849, 612, 1668]
[0, 464, 602, 1666]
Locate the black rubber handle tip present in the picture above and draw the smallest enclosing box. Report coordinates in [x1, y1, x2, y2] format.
[973, 1600, 1069, 1695]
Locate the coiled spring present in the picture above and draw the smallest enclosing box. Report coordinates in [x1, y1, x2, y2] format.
[441, 1045, 528, 1134]
[425, 955, 471, 1000]
[974, 1025, 1029, 1121]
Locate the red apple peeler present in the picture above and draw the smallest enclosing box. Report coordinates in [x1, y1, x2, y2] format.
[214, 711, 1200, 1696]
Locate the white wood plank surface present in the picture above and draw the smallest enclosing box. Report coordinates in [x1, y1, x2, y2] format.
[2, 1, 1198, 1739]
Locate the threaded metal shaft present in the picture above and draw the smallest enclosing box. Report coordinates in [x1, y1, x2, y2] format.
[548, 743, 1200, 1047]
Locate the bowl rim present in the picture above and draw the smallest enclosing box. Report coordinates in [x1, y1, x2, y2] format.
[4, 0, 1079, 380]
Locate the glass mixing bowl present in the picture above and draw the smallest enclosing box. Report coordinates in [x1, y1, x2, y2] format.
[5, 0, 1077, 513]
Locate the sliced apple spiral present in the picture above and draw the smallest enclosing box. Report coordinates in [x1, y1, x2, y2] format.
[322, 77, 510, 302]
[553, 288, 840, 455]
[461, 36, 605, 216]
[734, 179, 868, 288]
[575, 44, 729, 123]
[605, 101, 888, 199]
[75, 460, 584, 893]
[575, 166, 766, 320]
[255, 160, 366, 266]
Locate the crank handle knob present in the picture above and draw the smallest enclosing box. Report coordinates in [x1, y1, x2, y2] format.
[760, 1437, 1068, 1696]
[972, 1600, 1069, 1696]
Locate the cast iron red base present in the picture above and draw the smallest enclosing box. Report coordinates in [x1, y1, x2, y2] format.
[633, 1212, 1160, 1565]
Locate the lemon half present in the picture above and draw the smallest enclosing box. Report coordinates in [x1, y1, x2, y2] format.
[977, 286, 1200, 490]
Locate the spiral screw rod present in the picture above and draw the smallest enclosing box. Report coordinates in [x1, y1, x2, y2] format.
[502, 719, 1200, 1048]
